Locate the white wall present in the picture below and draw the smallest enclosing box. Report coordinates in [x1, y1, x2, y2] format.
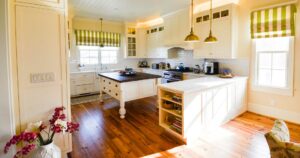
[0, 0, 14, 157]
[70, 18, 142, 72]
[236, 0, 300, 123]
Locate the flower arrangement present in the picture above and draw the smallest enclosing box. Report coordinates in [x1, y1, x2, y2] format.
[3, 107, 79, 158]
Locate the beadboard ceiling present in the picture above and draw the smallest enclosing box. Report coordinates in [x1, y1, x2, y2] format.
[69, 0, 208, 22]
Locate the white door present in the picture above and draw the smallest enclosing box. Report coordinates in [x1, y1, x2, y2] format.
[16, 5, 70, 152]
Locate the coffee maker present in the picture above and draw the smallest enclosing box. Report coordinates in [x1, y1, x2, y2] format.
[204, 61, 219, 75]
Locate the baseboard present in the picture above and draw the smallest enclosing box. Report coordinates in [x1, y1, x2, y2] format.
[248, 103, 300, 124]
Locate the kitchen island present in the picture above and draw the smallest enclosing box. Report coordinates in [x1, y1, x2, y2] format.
[158, 76, 248, 143]
[98, 72, 161, 119]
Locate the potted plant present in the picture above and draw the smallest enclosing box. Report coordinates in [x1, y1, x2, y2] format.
[3, 107, 79, 158]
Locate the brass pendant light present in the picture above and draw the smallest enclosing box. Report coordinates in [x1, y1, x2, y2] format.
[99, 18, 104, 47]
[204, 0, 218, 43]
[184, 0, 199, 42]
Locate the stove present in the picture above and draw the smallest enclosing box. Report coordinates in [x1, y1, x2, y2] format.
[162, 68, 193, 83]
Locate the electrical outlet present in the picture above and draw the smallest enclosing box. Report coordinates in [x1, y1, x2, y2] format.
[30, 72, 55, 83]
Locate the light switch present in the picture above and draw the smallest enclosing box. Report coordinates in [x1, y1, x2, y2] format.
[30, 72, 55, 83]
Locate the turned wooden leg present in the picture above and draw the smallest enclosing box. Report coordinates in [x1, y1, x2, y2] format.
[119, 94, 126, 119]
[119, 100, 126, 119]
[99, 90, 104, 103]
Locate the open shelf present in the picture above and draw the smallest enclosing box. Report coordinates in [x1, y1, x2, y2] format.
[161, 97, 182, 106]
[161, 108, 182, 118]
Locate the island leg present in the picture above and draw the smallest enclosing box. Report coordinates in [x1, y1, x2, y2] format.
[119, 93, 126, 119]
[99, 90, 104, 103]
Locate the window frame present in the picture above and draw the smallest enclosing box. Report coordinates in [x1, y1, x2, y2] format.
[251, 37, 295, 96]
[78, 46, 119, 67]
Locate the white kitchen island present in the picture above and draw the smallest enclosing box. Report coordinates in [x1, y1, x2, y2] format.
[98, 72, 161, 119]
[158, 76, 248, 143]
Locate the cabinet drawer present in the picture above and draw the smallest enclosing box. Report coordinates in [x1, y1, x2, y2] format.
[76, 84, 95, 94]
[101, 78, 120, 91]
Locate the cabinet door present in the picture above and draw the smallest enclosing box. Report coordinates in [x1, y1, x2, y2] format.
[136, 28, 146, 58]
[16, 0, 65, 8]
[211, 18, 232, 58]
[193, 21, 212, 58]
[16, 5, 70, 152]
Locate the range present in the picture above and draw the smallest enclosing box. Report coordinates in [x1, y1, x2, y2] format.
[162, 67, 193, 83]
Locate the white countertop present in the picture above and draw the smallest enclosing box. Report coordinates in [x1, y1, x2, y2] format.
[158, 76, 248, 93]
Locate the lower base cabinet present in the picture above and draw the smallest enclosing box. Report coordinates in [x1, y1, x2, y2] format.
[158, 78, 247, 143]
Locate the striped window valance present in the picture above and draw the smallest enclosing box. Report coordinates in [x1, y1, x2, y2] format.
[251, 4, 297, 39]
[75, 30, 121, 47]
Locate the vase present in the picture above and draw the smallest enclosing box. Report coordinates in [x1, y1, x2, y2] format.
[28, 142, 61, 158]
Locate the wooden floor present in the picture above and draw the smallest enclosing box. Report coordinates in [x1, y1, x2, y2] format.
[70, 96, 300, 158]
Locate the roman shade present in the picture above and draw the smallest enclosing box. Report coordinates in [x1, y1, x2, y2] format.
[251, 4, 297, 39]
[74, 30, 121, 47]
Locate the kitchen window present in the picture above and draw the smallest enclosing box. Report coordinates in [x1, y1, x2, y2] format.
[252, 37, 294, 96]
[79, 46, 118, 66]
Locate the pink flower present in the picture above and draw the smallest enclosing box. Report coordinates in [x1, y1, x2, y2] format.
[66, 122, 80, 133]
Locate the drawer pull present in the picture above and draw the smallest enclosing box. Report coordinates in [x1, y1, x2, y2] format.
[103, 80, 105, 82]
[103, 87, 106, 90]
[109, 82, 111, 85]
[115, 93, 118, 96]
[115, 85, 118, 88]
[109, 90, 111, 92]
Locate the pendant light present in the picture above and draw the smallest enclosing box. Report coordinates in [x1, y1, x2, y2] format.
[184, 0, 199, 42]
[99, 18, 104, 47]
[204, 0, 218, 43]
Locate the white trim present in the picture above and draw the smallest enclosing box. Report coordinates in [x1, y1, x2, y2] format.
[248, 103, 300, 124]
[251, 37, 294, 96]
[251, 0, 298, 12]
[0, 0, 15, 157]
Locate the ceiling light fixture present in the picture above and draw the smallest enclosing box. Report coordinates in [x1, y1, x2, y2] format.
[184, 0, 200, 42]
[99, 18, 104, 47]
[204, 0, 218, 43]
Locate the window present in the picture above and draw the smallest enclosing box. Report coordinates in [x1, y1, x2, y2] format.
[101, 48, 118, 64]
[79, 46, 118, 66]
[252, 37, 294, 95]
[79, 46, 99, 65]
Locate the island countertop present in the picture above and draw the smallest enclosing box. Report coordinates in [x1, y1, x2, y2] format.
[98, 72, 161, 83]
[158, 76, 248, 93]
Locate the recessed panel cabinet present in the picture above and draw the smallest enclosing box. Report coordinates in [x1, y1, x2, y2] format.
[193, 3, 238, 59]
[163, 8, 190, 46]
[145, 25, 167, 58]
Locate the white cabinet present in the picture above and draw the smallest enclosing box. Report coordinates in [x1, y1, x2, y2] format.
[193, 4, 238, 59]
[145, 25, 168, 58]
[16, 0, 65, 8]
[136, 27, 147, 58]
[70, 72, 99, 96]
[158, 77, 247, 143]
[163, 8, 190, 46]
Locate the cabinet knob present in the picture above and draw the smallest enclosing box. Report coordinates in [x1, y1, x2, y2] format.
[109, 90, 111, 92]
[109, 82, 111, 85]
[115, 85, 118, 88]
[115, 93, 118, 96]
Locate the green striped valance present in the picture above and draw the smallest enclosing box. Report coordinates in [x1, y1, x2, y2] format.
[75, 30, 121, 47]
[251, 4, 297, 39]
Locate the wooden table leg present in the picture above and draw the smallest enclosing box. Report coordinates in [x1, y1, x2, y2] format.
[99, 90, 104, 103]
[119, 93, 126, 119]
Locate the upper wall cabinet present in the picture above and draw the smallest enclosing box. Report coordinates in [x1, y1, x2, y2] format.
[124, 24, 138, 58]
[163, 8, 190, 47]
[193, 4, 238, 59]
[145, 25, 168, 58]
[16, 0, 65, 8]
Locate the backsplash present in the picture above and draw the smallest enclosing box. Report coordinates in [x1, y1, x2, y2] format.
[146, 49, 250, 76]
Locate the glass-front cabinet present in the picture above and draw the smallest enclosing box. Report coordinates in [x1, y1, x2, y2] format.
[125, 24, 137, 58]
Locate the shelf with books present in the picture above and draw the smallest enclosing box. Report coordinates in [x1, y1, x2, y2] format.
[160, 110, 183, 135]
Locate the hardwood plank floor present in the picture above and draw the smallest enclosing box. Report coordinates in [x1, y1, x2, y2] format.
[70, 96, 300, 158]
